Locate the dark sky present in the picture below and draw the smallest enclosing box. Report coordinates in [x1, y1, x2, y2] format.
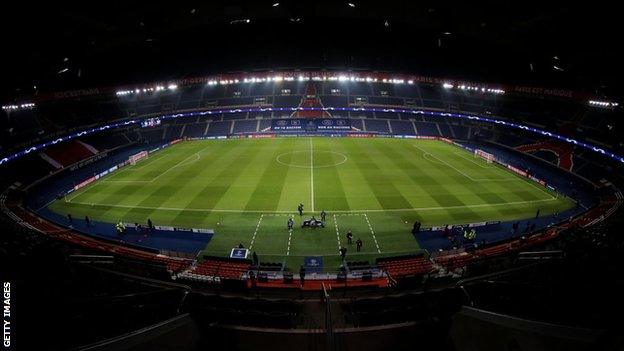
[1, 1, 621, 100]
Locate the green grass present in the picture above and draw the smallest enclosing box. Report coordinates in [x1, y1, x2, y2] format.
[50, 137, 573, 270]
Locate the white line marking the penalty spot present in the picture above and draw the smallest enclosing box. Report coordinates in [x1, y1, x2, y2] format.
[310, 138, 315, 212]
[248, 214, 263, 250]
[364, 213, 382, 253]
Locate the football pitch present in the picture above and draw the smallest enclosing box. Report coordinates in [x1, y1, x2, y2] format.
[50, 137, 573, 269]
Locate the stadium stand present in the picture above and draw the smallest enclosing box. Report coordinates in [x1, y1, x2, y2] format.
[206, 121, 232, 136]
[177, 258, 250, 281]
[389, 120, 416, 135]
[232, 120, 258, 134]
[376, 254, 435, 278]
[414, 121, 440, 136]
[364, 119, 391, 133]
[41, 140, 98, 168]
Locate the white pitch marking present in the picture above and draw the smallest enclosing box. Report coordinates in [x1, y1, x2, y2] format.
[149, 152, 201, 183]
[333, 214, 342, 251]
[414, 143, 554, 199]
[66, 197, 558, 214]
[412, 144, 504, 182]
[102, 144, 210, 185]
[310, 138, 315, 212]
[454, 151, 490, 169]
[248, 214, 264, 250]
[122, 153, 169, 171]
[286, 215, 293, 256]
[275, 150, 348, 168]
[363, 213, 381, 253]
[286, 231, 292, 256]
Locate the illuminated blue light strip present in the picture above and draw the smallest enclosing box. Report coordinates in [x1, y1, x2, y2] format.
[1, 107, 622, 166]
[0, 119, 138, 166]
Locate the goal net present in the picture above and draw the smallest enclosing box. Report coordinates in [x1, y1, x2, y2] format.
[474, 149, 495, 163]
[129, 151, 148, 165]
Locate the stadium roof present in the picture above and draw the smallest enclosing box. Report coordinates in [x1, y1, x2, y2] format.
[2, 1, 621, 100]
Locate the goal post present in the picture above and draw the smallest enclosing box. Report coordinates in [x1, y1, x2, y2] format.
[129, 151, 148, 165]
[474, 149, 495, 163]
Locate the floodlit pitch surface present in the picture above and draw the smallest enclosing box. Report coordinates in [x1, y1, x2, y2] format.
[50, 138, 573, 269]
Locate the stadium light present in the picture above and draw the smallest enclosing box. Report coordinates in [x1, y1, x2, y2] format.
[2, 103, 35, 111]
[347, 2, 356, 7]
[442, 82, 504, 95]
[589, 100, 618, 108]
[272, 2, 279, 6]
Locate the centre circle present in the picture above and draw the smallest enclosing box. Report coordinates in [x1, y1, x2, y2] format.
[275, 150, 348, 168]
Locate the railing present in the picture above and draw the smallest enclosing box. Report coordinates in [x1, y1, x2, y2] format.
[322, 283, 335, 351]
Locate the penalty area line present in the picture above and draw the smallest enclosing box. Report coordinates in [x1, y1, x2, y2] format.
[363, 213, 381, 253]
[333, 214, 342, 252]
[248, 214, 264, 250]
[310, 138, 315, 212]
[286, 214, 293, 256]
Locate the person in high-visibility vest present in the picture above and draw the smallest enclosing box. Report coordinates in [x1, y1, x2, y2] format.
[469, 229, 477, 240]
[116, 221, 126, 234]
[464, 228, 477, 241]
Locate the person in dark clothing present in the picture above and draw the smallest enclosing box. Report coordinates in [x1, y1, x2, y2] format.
[297, 203, 304, 216]
[249, 270, 257, 289]
[339, 246, 347, 260]
[85, 215, 91, 227]
[535, 209, 541, 218]
[147, 218, 153, 230]
[67, 213, 73, 224]
[412, 221, 421, 234]
[238, 243, 245, 249]
[299, 266, 306, 287]
[287, 217, 294, 230]
[346, 230, 353, 244]
[356, 238, 363, 252]
[320, 210, 326, 222]
[443, 225, 450, 238]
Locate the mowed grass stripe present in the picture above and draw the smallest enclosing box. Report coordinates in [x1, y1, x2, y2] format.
[382, 140, 482, 221]
[166, 141, 268, 225]
[408, 142, 538, 221]
[390, 141, 515, 218]
[72, 143, 208, 208]
[347, 139, 412, 210]
[333, 140, 385, 210]
[416, 142, 549, 202]
[178, 140, 265, 214]
[313, 138, 350, 211]
[213, 140, 284, 210]
[119, 142, 236, 221]
[240, 139, 300, 211]
[405, 141, 567, 221]
[274, 138, 313, 212]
